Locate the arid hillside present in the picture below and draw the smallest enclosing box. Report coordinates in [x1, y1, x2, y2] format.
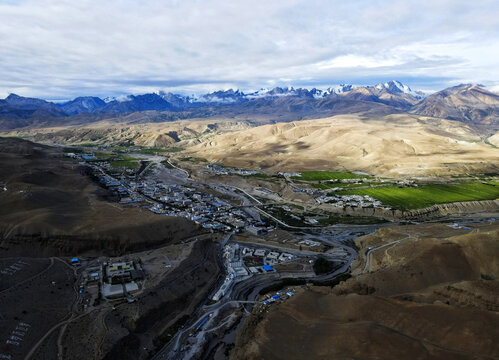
[188, 113, 499, 177]
[0, 137, 201, 256]
[2, 117, 255, 149]
[232, 221, 499, 360]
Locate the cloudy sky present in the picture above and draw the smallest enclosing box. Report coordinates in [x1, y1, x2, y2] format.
[1, 0, 498, 99]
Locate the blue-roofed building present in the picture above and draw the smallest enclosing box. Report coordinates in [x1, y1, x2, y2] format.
[272, 295, 280, 300]
[262, 265, 275, 272]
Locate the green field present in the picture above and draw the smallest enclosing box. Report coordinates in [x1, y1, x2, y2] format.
[110, 160, 139, 169]
[312, 182, 386, 190]
[95, 152, 114, 159]
[115, 155, 140, 161]
[180, 156, 208, 163]
[137, 147, 183, 154]
[338, 182, 499, 210]
[292, 171, 371, 181]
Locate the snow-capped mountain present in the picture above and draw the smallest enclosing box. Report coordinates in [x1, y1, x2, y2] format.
[0, 80, 426, 118]
[374, 80, 425, 98]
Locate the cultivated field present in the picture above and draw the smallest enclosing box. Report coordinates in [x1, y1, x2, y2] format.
[338, 182, 499, 210]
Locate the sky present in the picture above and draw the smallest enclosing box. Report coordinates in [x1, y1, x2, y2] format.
[0, 0, 498, 100]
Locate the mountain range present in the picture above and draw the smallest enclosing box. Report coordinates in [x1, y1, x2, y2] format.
[0, 81, 498, 130]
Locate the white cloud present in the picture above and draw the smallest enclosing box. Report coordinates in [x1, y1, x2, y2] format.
[0, 0, 498, 99]
[317, 55, 404, 70]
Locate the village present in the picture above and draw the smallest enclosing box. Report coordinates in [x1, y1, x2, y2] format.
[70, 151, 273, 234]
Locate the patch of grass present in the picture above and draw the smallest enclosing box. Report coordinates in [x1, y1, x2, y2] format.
[116, 155, 140, 161]
[63, 147, 83, 154]
[313, 257, 336, 275]
[137, 147, 183, 154]
[95, 152, 114, 159]
[180, 156, 208, 163]
[313, 183, 373, 190]
[262, 206, 306, 227]
[164, 147, 183, 153]
[338, 182, 499, 210]
[110, 160, 139, 169]
[160, 160, 174, 169]
[292, 171, 371, 181]
[108, 143, 134, 150]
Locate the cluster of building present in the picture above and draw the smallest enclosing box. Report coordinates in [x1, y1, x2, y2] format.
[316, 194, 388, 209]
[262, 289, 295, 305]
[211, 244, 297, 301]
[447, 223, 471, 230]
[212, 243, 251, 301]
[242, 247, 295, 266]
[278, 172, 301, 178]
[206, 164, 259, 176]
[80, 259, 145, 302]
[95, 169, 268, 233]
[298, 239, 321, 247]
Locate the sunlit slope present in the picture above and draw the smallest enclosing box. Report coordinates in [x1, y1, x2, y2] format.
[188, 113, 499, 177]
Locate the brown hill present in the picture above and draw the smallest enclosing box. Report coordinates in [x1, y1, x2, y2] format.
[411, 84, 499, 126]
[0, 137, 201, 257]
[187, 113, 499, 177]
[232, 222, 499, 360]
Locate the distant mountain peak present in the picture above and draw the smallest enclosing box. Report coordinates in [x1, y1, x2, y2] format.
[1, 80, 429, 117]
[59, 96, 106, 115]
[411, 83, 499, 124]
[6, 93, 23, 100]
[371, 80, 424, 98]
